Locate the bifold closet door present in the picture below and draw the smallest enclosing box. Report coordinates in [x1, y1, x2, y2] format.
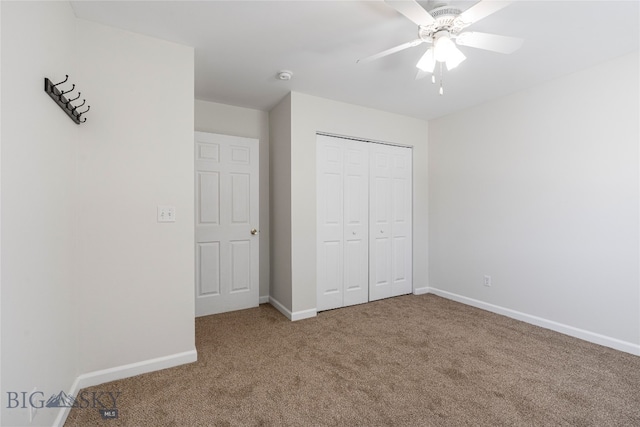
[317, 135, 369, 311]
[369, 143, 412, 301]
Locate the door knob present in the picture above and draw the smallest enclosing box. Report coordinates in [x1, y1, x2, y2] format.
[251, 228, 258, 235]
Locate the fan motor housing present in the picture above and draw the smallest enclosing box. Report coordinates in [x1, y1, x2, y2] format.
[430, 6, 461, 19]
[418, 5, 465, 41]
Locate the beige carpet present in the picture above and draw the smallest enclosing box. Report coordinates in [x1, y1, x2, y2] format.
[65, 294, 640, 426]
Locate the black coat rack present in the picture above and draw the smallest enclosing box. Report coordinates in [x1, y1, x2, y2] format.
[44, 75, 90, 124]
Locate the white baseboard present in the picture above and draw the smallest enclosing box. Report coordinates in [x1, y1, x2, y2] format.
[259, 295, 270, 304]
[269, 296, 317, 321]
[268, 296, 292, 319]
[53, 349, 197, 427]
[425, 287, 640, 356]
[291, 307, 317, 321]
[413, 286, 430, 295]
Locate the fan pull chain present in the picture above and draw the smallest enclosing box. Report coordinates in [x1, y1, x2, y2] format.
[439, 62, 444, 95]
[431, 49, 437, 84]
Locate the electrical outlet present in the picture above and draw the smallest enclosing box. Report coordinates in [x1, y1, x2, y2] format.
[157, 205, 176, 223]
[483, 275, 492, 287]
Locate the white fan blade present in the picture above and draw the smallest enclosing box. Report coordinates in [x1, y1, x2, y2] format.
[456, 0, 513, 27]
[456, 31, 523, 54]
[415, 69, 428, 80]
[385, 0, 435, 27]
[416, 48, 435, 73]
[357, 39, 423, 63]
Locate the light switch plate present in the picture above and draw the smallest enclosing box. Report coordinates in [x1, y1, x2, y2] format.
[157, 205, 176, 222]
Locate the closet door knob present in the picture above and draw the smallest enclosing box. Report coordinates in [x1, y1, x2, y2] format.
[251, 228, 258, 235]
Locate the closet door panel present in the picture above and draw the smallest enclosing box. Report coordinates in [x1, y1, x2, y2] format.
[369, 145, 393, 301]
[391, 146, 413, 296]
[343, 141, 369, 307]
[344, 239, 367, 304]
[318, 135, 412, 312]
[317, 137, 344, 311]
[318, 241, 343, 307]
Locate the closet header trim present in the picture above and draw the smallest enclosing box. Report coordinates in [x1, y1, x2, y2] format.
[316, 132, 412, 149]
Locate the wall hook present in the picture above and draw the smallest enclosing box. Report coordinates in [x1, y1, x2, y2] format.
[66, 92, 81, 104]
[52, 75, 69, 87]
[44, 75, 90, 125]
[59, 84, 75, 96]
[71, 99, 86, 111]
[76, 105, 90, 116]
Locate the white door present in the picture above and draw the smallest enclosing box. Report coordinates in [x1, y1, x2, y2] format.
[369, 144, 412, 301]
[390, 145, 412, 296]
[195, 131, 259, 317]
[343, 140, 370, 306]
[317, 135, 369, 311]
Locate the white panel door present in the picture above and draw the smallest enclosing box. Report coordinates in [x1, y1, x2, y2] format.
[317, 136, 344, 311]
[195, 131, 259, 317]
[369, 144, 412, 301]
[369, 144, 394, 301]
[390, 146, 412, 296]
[343, 140, 369, 307]
[317, 135, 369, 311]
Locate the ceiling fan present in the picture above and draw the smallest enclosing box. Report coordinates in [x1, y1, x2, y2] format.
[359, 0, 524, 94]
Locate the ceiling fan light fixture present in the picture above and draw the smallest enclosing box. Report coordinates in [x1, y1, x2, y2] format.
[416, 48, 436, 73]
[364, 0, 525, 96]
[445, 45, 466, 70]
[433, 32, 455, 62]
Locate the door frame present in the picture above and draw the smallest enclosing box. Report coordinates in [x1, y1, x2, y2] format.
[194, 131, 259, 317]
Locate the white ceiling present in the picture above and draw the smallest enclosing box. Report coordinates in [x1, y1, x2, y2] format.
[70, 0, 639, 121]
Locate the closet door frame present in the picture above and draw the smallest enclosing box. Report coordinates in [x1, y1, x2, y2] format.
[316, 133, 412, 312]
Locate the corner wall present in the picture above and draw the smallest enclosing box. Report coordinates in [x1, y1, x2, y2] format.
[195, 100, 270, 301]
[268, 94, 293, 310]
[428, 52, 640, 354]
[1, 2, 79, 426]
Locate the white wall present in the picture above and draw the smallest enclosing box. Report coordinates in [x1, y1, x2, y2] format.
[274, 92, 429, 315]
[0, 1, 3, 421]
[195, 100, 270, 300]
[268, 94, 293, 309]
[75, 19, 195, 373]
[1, 2, 78, 426]
[428, 52, 640, 354]
[1, 3, 196, 426]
